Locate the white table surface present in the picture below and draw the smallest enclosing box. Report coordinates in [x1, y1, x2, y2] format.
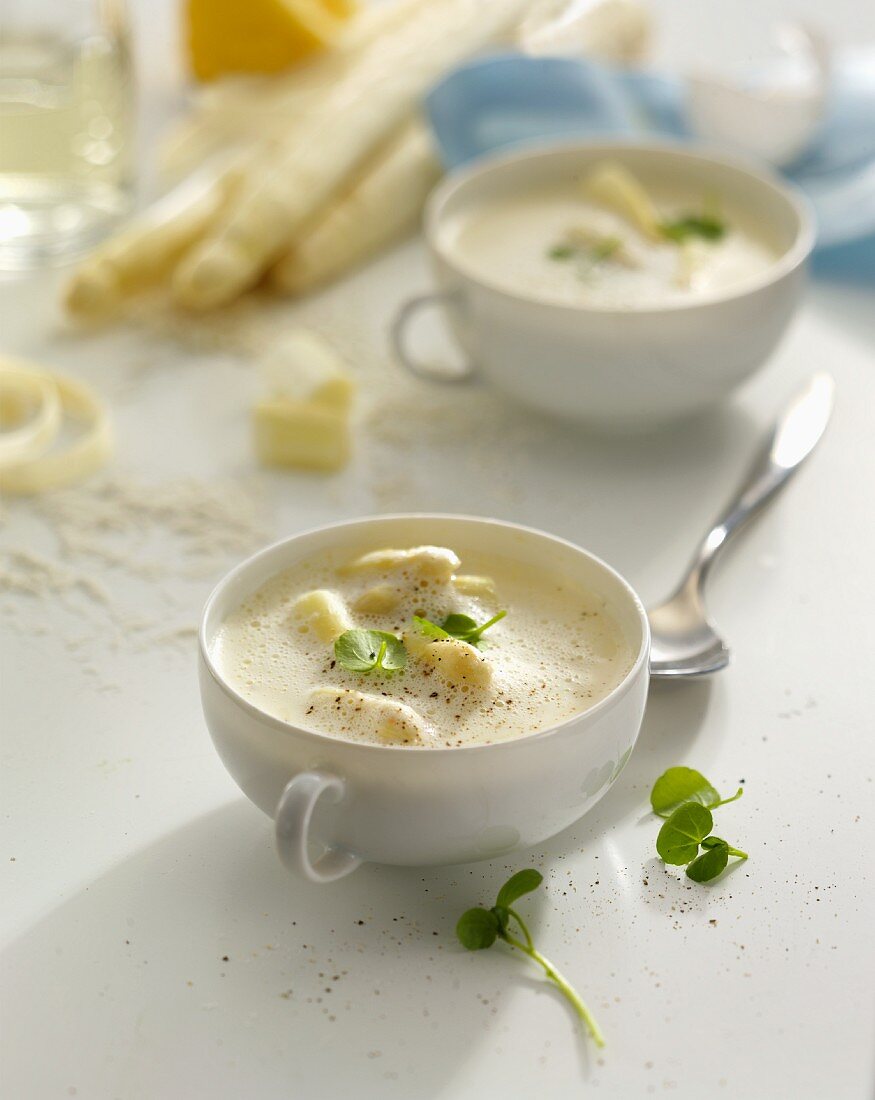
[2, 3, 875, 1098]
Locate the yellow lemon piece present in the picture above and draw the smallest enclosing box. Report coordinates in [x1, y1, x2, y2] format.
[186, 0, 353, 82]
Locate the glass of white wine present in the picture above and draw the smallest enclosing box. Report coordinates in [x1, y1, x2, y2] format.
[0, 0, 134, 269]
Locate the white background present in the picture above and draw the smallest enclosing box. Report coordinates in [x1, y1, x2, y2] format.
[2, 2, 874, 1098]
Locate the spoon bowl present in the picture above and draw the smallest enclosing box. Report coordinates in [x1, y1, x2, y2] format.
[648, 584, 729, 678]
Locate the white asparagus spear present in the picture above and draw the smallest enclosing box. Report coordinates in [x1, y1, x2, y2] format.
[64, 154, 243, 320]
[171, 0, 528, 310]
[65, 0, 434, 320]
[270, 120, 440, 296]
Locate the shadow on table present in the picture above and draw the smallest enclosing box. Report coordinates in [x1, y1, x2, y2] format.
[1, 678, 721, 1098]
[0, 800, 519, 1099]
[571, 677, 722, 838]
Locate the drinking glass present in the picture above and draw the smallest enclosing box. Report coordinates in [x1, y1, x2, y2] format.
[0, 0, 135, 269]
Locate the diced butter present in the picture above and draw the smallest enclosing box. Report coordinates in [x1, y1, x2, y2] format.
[290, 588, 353, 642]
[262, 328, 354, 411]
[253, 397, 349, 472]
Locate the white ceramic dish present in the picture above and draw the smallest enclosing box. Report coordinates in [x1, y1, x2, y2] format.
[199, 515, 650, 883]
[392, 139, 815, 428]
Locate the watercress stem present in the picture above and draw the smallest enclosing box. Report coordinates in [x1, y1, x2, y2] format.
[503, 928, 605, 1047]
[726, 846, 748, 859]
[476, 610, 506, 634]
[506, 906, 534, 951]
[707, 788, 744, 810]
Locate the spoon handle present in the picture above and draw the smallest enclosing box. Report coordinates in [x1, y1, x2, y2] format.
[683, 374, 835, 593]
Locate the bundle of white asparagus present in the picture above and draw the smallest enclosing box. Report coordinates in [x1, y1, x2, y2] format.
[65, 0, 650, 321]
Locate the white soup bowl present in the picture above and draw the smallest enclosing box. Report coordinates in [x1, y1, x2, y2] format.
[392, 140, 814, 429]
[199, 515, 650, 883]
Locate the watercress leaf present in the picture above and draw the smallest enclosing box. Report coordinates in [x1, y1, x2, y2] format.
[442, 610, 509, 647]
[441, 613, 479, 639]
[496, 868, 543, 909]
[660, 214, 726, 242]
[334, 629, 406, 672]
[700, 836, 724, 849]
[491, 905, 510, 935]
[335, 629, 383, 671]
[656, 802, 713, 865]
[592, 235, 621, 261]
[377, 632, 407, 671]
[412, 615, 451, 640]
[548, 244, 575, 260]
[685, 838, 729, 882]
[650, 767, 721, 818]
[456, 907, 500, 950]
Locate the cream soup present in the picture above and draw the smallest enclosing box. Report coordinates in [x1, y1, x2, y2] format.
[213, 544, 634, 748]
[444, 177, 780, 309]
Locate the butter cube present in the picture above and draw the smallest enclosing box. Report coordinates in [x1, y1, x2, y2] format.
[253, 397, 349, 472]
[262, 328, 354, 411]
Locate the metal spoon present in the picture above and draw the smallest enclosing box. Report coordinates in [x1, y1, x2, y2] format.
[648, 373, 835, 679]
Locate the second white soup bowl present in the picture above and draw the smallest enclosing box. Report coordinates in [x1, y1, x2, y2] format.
[392, 140, 814, 428]
[199, 515, 650, 883]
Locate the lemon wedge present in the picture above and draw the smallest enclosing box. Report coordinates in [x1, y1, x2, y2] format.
[186, 0, 354, 81]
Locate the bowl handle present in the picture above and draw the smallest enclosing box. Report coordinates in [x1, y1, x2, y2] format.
[275, 771, 362, 883]
[390, 292, 478, 384]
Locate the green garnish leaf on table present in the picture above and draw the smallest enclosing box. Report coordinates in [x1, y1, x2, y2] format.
[547, 244, 575, 260]
[660, 214, 727, 243]
[650, 766, 743, 818]
[334, 629, 406, 673]
[651, 766, 748, 882]
[656, 802, 714, 865]
[456, 869, 605, 1047]
[413, 610, 507, 648]
[685, 837, 749, 883]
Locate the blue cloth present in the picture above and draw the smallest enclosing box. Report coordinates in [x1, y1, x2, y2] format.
[425, 52, 875, 278]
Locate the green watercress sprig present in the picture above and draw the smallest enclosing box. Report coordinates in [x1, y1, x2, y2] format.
[547, 237, 622, 269]
[659, 213, 726, 243]
[651, 767, 748, 883]
[334, 629, 406, 673]
[456, 870, 604, 1047]
[413, 610, 507, 647]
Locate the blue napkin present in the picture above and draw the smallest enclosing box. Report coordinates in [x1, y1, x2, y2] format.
[425, 52, 875, 278]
